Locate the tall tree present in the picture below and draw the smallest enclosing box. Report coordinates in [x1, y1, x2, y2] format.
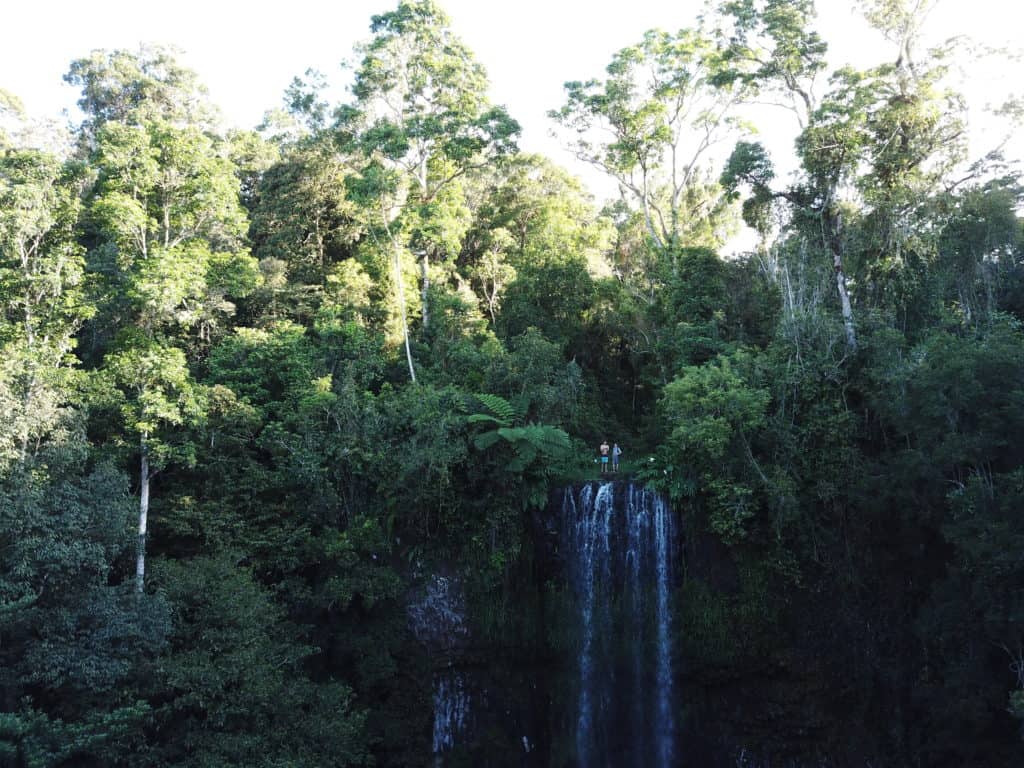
[0, 146, 88, 467]
[550, 27, 745, 262]
[103, 343, 204, 593]
[341, 0, 519, 379]
[64, 44, 215, 139]
[68, 48, 257, 592]
[712, 0, 827, 127]
[714, 0, 864, 348]
[719, 0, 983, 350]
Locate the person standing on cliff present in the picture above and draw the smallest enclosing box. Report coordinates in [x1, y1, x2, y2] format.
[612, 442, 622, 472]
[599, 440, 610, 473]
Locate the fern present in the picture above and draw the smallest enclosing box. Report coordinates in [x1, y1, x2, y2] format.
[472, 393, 517, 424]
[467, 413, 507, 427]
[507, 441, 537, 472]
[473, 431, 503, 451]
[466, 393, 571, 471]
[508, 395, 529, 423]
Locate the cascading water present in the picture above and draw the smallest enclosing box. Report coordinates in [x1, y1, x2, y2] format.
[563, 481, 677, 767]
[432, 672, 470, 759]
[407, 575, 473, 763]
[654, 491, 675, 766]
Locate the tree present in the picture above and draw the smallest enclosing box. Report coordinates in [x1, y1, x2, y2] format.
[719, 0, 988, 351]
[343, 162, 420, 381]
[937, 176, 1023, 324]
[0, 145, 88, 468]
[347, 0, 519, 225]
[67, 49, 257, 595]
[64, 44, 214, 138]
[85, 117, 254, 344]
[660, 351, 770, 541]
[341, 0, 519, 379]
[468, 226, 515, 325]
[550, 27, 745, 262]
[150, 554, 369, 767]
[460, 154, 613, 347]
[466, 393, 571, 474]
[711, 0, 827, 127]
[464, 392, 572, 513]
[715, 0, 862, 348]
[103, 343, 204, 593]
[250, 141, 362, 288]
[72, 48, 255, 358]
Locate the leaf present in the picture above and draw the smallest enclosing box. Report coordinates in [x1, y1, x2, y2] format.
[472, 431, 502, 451]
[472, 393, 517, 423]
[510, 440, 537, 469]
[467, 413, 507, 426]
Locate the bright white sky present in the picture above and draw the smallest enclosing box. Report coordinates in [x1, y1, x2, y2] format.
[3, 0, 1021, 221]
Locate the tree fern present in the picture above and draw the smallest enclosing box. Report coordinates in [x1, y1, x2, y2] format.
[470, 393, 519, 425]
[472, 430, 503, 451]
[466, 413, 507, 427]
[464, 393, 571, 471]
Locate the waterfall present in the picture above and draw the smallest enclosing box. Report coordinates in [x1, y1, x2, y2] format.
[654, 492, 675, 767]
[408, 575, 473, 762]
[432, 672, 470, 756]
[627, 486, 647, 757]
[563, 481, 677, 767]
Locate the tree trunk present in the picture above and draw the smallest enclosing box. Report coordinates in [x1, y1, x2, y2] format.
[835, 263, 856, 350]
[826, 207, 857, 351]
[394, 247, 417, 383]
[136, 443, 150, 594]
[417, 154, 430, 332]
[20, 298, 34, 465]
[421, 250, 429, 330]
[486, 283, 497, 326]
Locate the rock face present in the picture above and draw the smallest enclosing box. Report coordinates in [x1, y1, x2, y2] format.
[407, 568, 547, 766]
[407, 481, 897, 766]
[408, 574, 469, 653]
[411, 480, 686, 766]
[407, 575, 473, 761]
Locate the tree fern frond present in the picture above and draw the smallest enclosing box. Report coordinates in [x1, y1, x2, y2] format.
[514, 441, 538, 466]
[467, 413, 506, 426]
[473, 431, 503, 451]
[473, 393, 516, 424]
[507, 438, 538, 471]
[509, 394, 529, 423]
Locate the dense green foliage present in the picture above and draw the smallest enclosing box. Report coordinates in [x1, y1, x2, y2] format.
[1, 1, 1022, 765]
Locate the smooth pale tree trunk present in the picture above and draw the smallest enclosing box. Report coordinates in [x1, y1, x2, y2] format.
[485, 283, 498, 325]
[826, 206, 857, 351]
[421, 250, 429, 330]
[393, 246, 417, 383]
[835, 265, 857, 350]
[416, 162, 431, 333]
[378, 199, 417, 384]
[136, 442, 150, 594]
